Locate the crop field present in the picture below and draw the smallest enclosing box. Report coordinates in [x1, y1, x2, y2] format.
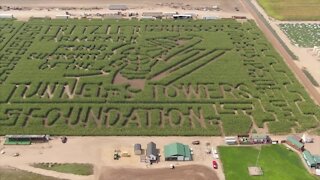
[219, 145, 320, 180]
[0, 167, 60, 180]
[279, 23, 320, 48]
[0, 19, 319, 136]
[257, 0, 320, 21]
[33, 163, 93, 176]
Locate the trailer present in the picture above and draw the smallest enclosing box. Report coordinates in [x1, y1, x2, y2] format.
[173, 14, 192, 19]
[0, 14, 14, 19]
[4, 135, 50, 145]
[56, 15, 70, 19]
[203, 16, 221, 20]
[225, 136, 238, 145]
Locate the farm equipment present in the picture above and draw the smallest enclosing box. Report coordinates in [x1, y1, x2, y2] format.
[61, 136, 67, 143]
[121, 151, 131, 157]
[114, 150, 120, 160]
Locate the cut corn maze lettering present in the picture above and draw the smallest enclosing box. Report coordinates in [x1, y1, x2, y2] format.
[0, 19, 319, 136]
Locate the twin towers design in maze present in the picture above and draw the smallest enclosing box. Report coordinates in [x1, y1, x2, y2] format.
[0, 19, 318, 135]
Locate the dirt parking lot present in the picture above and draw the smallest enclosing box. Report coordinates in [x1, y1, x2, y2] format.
[0, 136, 225, 180]
[100, 165, 219, 180]
[0, 0, 251, 20]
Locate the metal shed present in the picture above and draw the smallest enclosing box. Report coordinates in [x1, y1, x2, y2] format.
[146, 142, 157, 161]
[303, 150, 317, 167]
[164, 143, 192, 161]
[134, 143, 142, 155]
[286, 136, 304, 151]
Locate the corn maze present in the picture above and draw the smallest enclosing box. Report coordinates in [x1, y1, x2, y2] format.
[0, 19, 319, 136]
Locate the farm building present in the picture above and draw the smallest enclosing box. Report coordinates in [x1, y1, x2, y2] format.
[302, 150, 320, 168]
[164, 143, 192, 161]
[251, 134, 271, 144]
[0, 14, 14, 19]
[134, 143, 142, 155]
[108, 5, 128, 11]
[225, 136, 237, 145]
[4, 135, 50, 145]
[146, 142, 157, 161]
[286, 136, 304, 151]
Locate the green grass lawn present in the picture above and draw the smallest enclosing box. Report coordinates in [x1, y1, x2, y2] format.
[0, 167, 61, 180]
[32, 163, 94, 176]
[219, 145, 320, 180]
[257, 0, 320, 21]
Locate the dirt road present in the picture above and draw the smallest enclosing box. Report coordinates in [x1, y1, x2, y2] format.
[240, 0, 320, 106]
[99, 165, 219, 180]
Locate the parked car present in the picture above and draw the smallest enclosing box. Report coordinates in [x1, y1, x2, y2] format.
[212, 148, 219, 159]
[235, 7, 239, 11]
[192, 140, 200, 145]
[212, 160, 218, 169]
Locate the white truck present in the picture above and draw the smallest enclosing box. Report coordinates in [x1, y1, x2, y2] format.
[212, 147, 219, 159]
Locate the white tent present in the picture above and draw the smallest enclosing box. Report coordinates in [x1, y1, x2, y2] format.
[302, 133, 313, 143]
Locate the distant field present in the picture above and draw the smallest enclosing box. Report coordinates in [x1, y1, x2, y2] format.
[257, 0, 320, 21]
[279, 23, 320, 48]
[0, 167, 60, 180]
[219, 145, 320, 180]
